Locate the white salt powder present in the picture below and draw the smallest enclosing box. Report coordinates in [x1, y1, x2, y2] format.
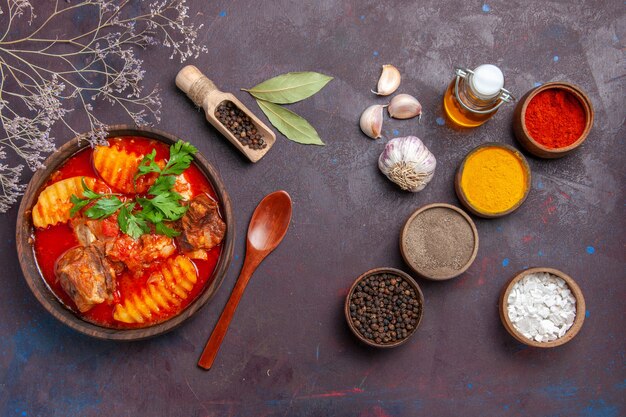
[507, 272, 577, 343]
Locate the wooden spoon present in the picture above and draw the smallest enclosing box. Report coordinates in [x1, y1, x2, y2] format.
[198, 191, 293, 370]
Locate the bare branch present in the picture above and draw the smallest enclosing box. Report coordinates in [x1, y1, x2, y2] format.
[0, 0, 207, 212]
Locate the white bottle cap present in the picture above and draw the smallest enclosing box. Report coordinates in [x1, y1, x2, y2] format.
[470, 64, 504, 100]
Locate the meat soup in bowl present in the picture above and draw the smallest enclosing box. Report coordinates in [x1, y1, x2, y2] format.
[17, 126, 234, 340]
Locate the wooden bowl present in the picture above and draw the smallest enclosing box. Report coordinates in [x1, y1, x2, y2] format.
[455, 143, 531, 218]
[344, 267, 424, 348]
[499, 267, 586, 348]
[513, 82, 594, 158]
[400, 203, 479, 280]
[16, 125, 235, 341]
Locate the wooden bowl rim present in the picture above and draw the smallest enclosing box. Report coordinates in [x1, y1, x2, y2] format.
[344, 267, 424, 348]
[518, 81, 594, 155]
[399, 203, 479, 280]
[499, 267, 586, 348]
[15, 124, 235, 341]
[455, 142, 532, 218]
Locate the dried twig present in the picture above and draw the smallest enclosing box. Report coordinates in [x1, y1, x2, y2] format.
[0, 0, 207, 212]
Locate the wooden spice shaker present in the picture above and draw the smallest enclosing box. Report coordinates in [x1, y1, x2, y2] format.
[176, 65, 276, 162]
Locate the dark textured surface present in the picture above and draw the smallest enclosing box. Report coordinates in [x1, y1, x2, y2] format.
[1, 1, 624, 416]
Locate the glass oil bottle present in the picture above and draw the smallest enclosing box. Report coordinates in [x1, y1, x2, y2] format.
[443, 64, 514, 128]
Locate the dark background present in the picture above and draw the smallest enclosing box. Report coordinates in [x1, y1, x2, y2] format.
[1, 1, 624, 416]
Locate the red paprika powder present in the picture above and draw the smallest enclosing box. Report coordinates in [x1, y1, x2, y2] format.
[525, 89, 586, 149]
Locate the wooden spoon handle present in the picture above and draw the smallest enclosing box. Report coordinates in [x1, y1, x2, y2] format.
[198, 258, 259, 370]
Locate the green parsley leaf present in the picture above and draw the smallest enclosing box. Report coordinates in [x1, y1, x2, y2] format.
[147, 175, 176, 196]
[118, 204, 150, 240]
[155, 222, 181, 238]
[149, 191, 188, 220]
[139, 207, 164, 224]
[81, 177, 100, 199]
[134, 149, 161, 190]
[136, 149, 161, 177]
[84, 196, 124, 219]
[70, 194, 91, 217]
[161, 141, 197, 176]
[69, 178, 101, 217]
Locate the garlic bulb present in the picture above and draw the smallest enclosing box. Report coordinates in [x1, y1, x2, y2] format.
[378, 136, 436, 192]
[359, 104, 386, 139]
[388, 94, 422, 121]
[372, 65, 401, 96]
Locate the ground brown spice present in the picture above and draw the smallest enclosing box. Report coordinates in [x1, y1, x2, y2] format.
[403, 207, 475, 278]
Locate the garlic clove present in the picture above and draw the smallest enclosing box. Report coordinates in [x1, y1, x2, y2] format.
[388, 94, 422, 121]
[372, 65, 401, 96]
[360, 104, 386, 139]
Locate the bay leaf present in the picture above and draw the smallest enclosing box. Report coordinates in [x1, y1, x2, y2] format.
[243, 72, 333, 104]
[256, 100, 325, 146]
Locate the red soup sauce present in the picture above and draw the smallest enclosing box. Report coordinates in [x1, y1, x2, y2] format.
[33, 136, 223, 329]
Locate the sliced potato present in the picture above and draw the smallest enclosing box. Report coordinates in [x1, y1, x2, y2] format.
[93, 145, 143, 193]
[32, 176, 97, 228]
[113, 255, 197, 324]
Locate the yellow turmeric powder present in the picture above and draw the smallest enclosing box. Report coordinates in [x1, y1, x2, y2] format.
[460, 146, 529, 214]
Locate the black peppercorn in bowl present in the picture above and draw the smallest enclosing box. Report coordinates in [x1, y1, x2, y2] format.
[345, 267, 424, 348]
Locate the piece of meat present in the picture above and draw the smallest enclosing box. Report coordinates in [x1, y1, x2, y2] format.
[139, 234, 178, 261]
[72, 221, 97, 246]
[71, 216, 120, 246]
[106, 233, 176, 276]
[178, 194, 226, 253]
[55, 245, 116, 312]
